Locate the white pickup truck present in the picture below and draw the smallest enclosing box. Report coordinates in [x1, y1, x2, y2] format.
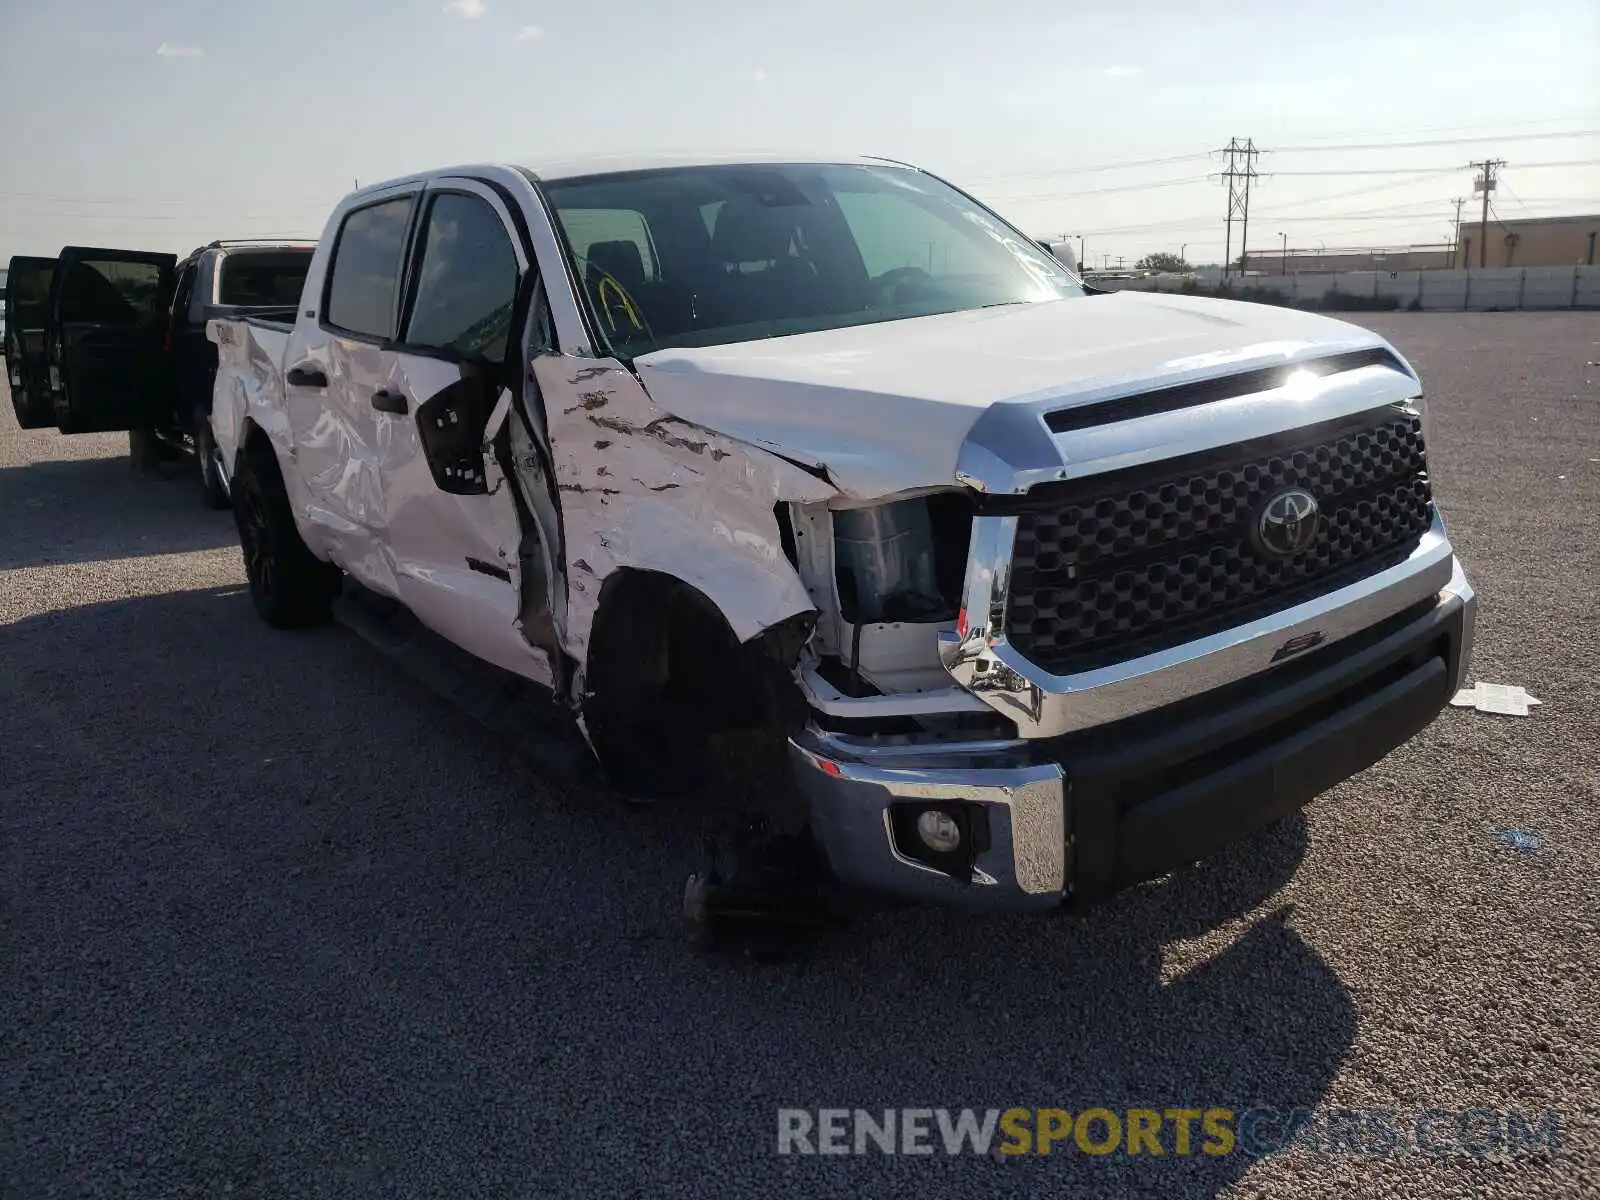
[208, 155, 1476, 921]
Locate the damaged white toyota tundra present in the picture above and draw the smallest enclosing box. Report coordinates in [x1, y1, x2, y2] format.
[208, 156, 1476, 918]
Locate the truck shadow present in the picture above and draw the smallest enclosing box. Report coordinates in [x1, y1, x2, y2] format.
[0, 454, 239, 569]
[1, 584, 1353, 1199]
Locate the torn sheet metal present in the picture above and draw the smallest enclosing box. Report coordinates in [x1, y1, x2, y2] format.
[1450, 682, 1543, 716]
[536, 355, 834, 672]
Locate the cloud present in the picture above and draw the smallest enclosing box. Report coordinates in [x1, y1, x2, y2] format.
[443, 0, 486, 17]
[515, 24, 542, 41]
[156, 42, 203, 58]
[753, 68, 768, 83]
[1100, 65, 1141, 78]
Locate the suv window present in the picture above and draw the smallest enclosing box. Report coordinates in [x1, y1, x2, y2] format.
[403, 192, 519, 361]
[59, 258, 166, 327]
[218, 251, 312, 307]
[325, 197, 413, 339]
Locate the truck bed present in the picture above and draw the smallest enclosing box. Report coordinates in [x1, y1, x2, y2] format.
[207, 316, 293, 477]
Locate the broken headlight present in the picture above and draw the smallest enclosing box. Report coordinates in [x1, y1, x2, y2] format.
[832, 491, 974, 624]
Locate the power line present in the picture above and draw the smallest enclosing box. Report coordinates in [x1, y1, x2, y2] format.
[1497, 177, 1536, 218]
[1267, 166, 1472, 177]
[983, 174, 1207, 202]
[1252, 173, 1471, 214]
[1271, 129, 1599, 153]
[1074, 192, 1588, 238]
[1268, 158, 1600, 177]
[1276, 113, 1598, 141]
[963, 152, 1213, 185]
[0, 189, 334, 207]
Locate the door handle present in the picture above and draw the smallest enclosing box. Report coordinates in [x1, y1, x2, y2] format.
[285, 364, 328, 388]
[371, 388, 409, 415]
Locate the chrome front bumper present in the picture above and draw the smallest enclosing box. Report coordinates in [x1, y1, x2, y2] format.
[790, 554, 1476, 909]
[940, 510, 1461, 739]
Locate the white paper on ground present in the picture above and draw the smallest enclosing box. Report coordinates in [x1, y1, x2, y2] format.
[1450, 682, 1542, 715]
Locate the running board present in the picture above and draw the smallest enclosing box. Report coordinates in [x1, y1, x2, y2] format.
[332, 580, 597, 787]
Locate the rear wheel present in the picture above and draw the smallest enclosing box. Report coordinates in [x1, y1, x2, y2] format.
[195, 409, 230, 510]
[231, 443, 340, 628]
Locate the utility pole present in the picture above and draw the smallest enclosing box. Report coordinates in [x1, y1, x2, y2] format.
[1469, 160, 1504, 269]
[1280, 232, 1287, 273]
[1451, 197, 1466, 267]
[1217, 136, 1260, 279]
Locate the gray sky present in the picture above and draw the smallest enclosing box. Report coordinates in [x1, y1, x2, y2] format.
[1, 0, 1596, 266]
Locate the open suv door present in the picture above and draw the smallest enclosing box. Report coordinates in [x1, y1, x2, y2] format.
[5, 255, 58, 428]
[45, 247, 177, 434]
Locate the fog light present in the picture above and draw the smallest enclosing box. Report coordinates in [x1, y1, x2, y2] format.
[916, 808, 963, 854]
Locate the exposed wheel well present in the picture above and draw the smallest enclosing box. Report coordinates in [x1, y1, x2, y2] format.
[585, 570, 745, 726]
[236, 418, 275, 474]
[581, 569, 815, 796]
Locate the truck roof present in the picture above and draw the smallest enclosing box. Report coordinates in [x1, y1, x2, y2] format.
[523, 152, 900, 181]
[342, 154, 916, 202]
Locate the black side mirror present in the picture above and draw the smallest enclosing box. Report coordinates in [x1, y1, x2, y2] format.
[416, 367, 498, 495]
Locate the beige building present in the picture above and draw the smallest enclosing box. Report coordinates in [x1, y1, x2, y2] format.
[1455, 212, 1600, 269]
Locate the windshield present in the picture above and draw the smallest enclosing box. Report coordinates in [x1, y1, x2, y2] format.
[540, 162, 1084, 359]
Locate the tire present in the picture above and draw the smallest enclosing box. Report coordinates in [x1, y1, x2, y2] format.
[129, 427, 162, 475]
[195, 409, 231, 510]
[231, 443, 340, 629]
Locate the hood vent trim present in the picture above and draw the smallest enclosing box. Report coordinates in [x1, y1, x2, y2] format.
[1043, 346, 1409, 436]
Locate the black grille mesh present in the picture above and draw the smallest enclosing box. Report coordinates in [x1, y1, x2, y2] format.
[1005, 410, 1432, 674]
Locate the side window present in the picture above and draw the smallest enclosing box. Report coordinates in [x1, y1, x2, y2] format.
[59, 259, 167, 327]
[403, 192, 520, 362]
[325, 196, 414, 339]
[532, 282, 556, 355]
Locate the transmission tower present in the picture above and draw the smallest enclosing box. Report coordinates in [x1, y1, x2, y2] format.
[1218, 137, 1259, 278]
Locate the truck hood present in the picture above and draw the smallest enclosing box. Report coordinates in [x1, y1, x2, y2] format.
[632, 291, 1404, 498]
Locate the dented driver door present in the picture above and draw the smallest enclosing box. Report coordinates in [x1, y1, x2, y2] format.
[371, 179, 556, 686]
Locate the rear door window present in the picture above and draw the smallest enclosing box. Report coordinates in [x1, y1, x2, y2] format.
[324, 197, 415, 339]
[58, 255, 169, 327]
[402, 192, 520, 362]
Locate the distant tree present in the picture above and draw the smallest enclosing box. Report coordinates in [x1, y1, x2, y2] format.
[1136, 251, 1191, 273]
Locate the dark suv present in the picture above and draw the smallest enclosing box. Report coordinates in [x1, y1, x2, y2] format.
[4, 240, 314, 507]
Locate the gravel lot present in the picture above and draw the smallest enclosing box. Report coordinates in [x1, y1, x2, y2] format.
[2, 312, 1597, 1198]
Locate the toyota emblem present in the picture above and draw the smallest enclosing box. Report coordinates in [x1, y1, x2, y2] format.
[1255, 488, 1321, 558]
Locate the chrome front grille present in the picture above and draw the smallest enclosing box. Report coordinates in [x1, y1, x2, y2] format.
[1003, 406, 1433, 675]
